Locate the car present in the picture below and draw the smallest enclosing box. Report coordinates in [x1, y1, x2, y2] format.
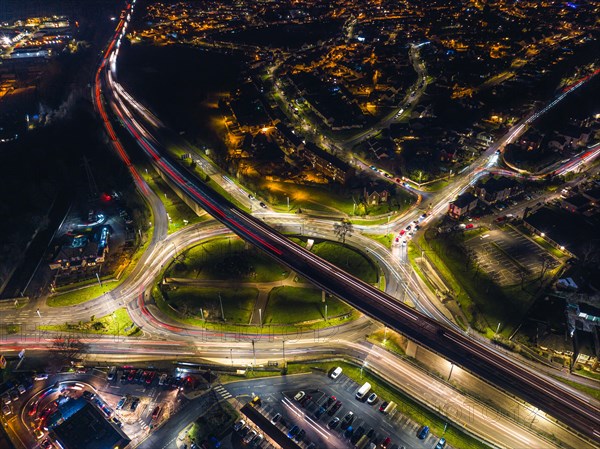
[370, 166, 377, 170]
[28, 402, 38, 416]
[239, 426, 250, 438]
[17, 385, 26, 395]
[367, 393, 378, 405]
[111, 416, 122, 427]
[159, 373, 168, 386]
[300, 394, 312, 407]
[107, 366, 117, 381]
[417, 425, 429, 439]
[379, 401, 389, 412]
[287, 425, 300, 438]
[243, 429, 258, 444]
[130, 397, 140, 411]
[294, 391, 306, 402]
[351, 426, 365, 444]
[366, 428, 375, 438]
[1, 403, 10, 416]
[251, 434, 264, 447]
[34, 373, 49, 381]
[328, 417, 340, 429]
[399, 230, 405, 236]
[330, 366, 342, 379]
[259, 202, 267, 208]
[344, 426, 354, 438]
[120, 371, 128, 383]
[82, 391, 95, 400]
[128, 370, 137, 382]
[116, 396, 127, 410]
[233, 419, 246, 431]
[1, 394, 10, 405]
[381, 437, 391, 448]
[248, 194, 255, 200]
[328, 400, 342, 415]
[294, 429, 305, 442]
[465, 223, 474, 229]
[34, 428, 44, 440]
[270, 413, 282, 425]
[406, 225, 412, 231]
[435, 437, 447, 449]
[314, 406, 326, 419]
[324, 395, 336, 408]
[341, 411, 354, 429]
[151, 406, 162, 420]
[146, 371, 156, 385]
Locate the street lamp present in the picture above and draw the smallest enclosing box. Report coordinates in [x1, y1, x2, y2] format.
[360, 361, 367, 378]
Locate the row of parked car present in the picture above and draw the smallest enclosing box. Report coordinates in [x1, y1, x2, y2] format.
[1, 381, 30, 416]
[233, 419, 264, 447]
[114, 367, 179, 388]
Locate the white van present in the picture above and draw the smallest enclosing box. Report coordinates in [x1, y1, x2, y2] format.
[331, 367, 342, 379]
[355, 382, 371, 400]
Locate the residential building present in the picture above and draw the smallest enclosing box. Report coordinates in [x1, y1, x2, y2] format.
[300, 143, 354, 184]
[448, 192, 478, 219]
[474, 176, 521, 204]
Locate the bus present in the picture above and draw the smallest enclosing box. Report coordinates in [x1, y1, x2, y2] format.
[355, 382, 371, 400]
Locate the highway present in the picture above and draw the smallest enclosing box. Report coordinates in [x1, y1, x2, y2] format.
[91, 4, 600, 445]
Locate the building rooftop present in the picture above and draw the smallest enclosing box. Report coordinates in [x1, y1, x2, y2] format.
[451, 192, 477, 208]
[51, 402, 130, 449]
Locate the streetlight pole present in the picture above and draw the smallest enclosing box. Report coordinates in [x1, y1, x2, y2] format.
[219, 292, 225, 321]
[325, 304, 328, 322]
[230, 348, 233, 366]
[448, 363, 454, 381]
[258, 308, 262, 326]
[282, 340, 286, 364]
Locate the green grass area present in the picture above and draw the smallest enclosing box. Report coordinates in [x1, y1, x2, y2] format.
[39, 308, 141, 336]
[167, 236, 287, 282]
[363, 233, 394, 249]
[412, 229, 553, 335]
[368, 328, 406, 356]
[574, 367, 600, 382]
[54, 275, 115, 293]
[264, 286, 353, 324]
[48, 283, 113, 307]
[142, 169, 205, 233]
[162, 285, 257, 324]
[189, 401, 238, 442]
[285, 361, 490, 449]
[152, 285, 359, 333]
[554, 377, 600, 402]
[312, 241, 378, 284]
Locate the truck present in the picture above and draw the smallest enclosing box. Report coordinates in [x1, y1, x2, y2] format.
[355, 382, 371, 400]
[383, 401, 397, 415]
[355, 434, 370, 449]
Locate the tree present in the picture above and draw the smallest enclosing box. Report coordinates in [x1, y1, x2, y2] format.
[51, 335, 89, 369]
[333, 219, 353, 244]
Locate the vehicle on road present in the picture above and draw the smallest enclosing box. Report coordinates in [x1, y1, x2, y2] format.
[417, 425, 429, 439]
[34, 373, 48, 381]
[331, 367, 343, 379]
[356, 382, 371, 400]
[151, 406, 161, 420]
[294, 391, 306, 402]
[259, 202, 267, 208]
[367, 393, 378, 405]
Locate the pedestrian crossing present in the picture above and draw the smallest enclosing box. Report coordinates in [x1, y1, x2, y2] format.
[213, 384, 233, 400]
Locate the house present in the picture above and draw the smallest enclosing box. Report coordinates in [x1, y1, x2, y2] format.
[300, 143, 354, 184]
[474, 176, 521, 204]
[448, 192, 478, 219]
[363, 188, 389, 206]
[561, 194, 590, 213]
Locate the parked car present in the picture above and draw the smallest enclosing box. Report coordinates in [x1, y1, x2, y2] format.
[243, 430, 258, 444]
[379, 401, 389, 412]
[435, 438, 447, 449]
[314, 406, 327, 419]
[294, 391, 306, 402]
[17, 385, 26, 395]
[1, 394, 10, 405]
[287, 425, 300, 439]
[324, 395, 336, 408]
[341, 411, 354, 429]
[1, 404, 10, 416]
[233, 419, 246, 431]
[330, 366, 342, 379]
[151, 406, 162, 420]
[381, 437, 392, 448]
[251, 434, 263, 447]
[327, 417, 340, 429]
[159, 373, 168, 386]
[270, 413, 281, 425]
[417, 426, 429, 440]
[130, 397, 140, 411]
[300, 394, 312, 407]
[116, 396, 127, 410]
[294, 429, 305, 442]
[367, 393, 378, 405]
[328, 400, 342, 415]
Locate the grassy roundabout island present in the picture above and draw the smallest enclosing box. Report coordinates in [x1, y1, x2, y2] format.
[155, 236, 378, 329]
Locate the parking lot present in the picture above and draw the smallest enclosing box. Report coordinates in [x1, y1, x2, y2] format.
[222, 371, 446, 449]
[464, 228, 558, 287]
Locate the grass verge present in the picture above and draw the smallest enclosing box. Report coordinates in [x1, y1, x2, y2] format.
[312, 241, 378, 284]
[39, 308, 141, 336]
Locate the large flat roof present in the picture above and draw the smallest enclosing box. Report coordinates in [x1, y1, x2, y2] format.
[51, 402, 130, 449]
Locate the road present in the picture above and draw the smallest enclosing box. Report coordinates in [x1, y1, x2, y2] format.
[93, 11, 600, 443]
